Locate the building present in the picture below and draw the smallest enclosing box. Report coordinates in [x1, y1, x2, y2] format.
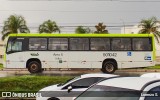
[121, 24, 141, 34]
[0, 41, 5, 64]
[121, 25, 160, 64]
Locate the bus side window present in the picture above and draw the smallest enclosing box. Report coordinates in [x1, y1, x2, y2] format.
[132, 38, 151, 51]
[70, 38, 89, 50]
[29, 38, 47, 50]
[111, 38, 131, 51]
[48, 38, 68, 50]
[90, 38, 110, 51]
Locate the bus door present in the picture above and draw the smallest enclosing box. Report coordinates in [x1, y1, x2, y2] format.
[6, 37, 26, 68]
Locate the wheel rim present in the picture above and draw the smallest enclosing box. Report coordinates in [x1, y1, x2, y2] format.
[30, 64, 38, 71]
[105, 63, 114, 72]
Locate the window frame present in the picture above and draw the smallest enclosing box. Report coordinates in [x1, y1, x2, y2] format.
[144, 85, 160, 100]
[69, 37, 90, 51]
[62, 77, 102, 90]
[28, 37, 48, 51]
[7, 41, 23, 53]
[48, 37, 69, 51]
[132, 37, 153, 51]
[6, 37, 25, 54]
[111, 37, 132, 51]
[90, 37, 111, 51]
[6, 36, 153, 53]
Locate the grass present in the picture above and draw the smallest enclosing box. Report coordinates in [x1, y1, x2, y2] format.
[0, 75, 73, 91]
[144, 65, 160, 69]
[0, 64, 159, 92]
[0, 63, 3, 69]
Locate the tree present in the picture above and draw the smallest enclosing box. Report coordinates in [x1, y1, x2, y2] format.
[94, 23, 109, 34]
[1, 15, 30, 40]
[75, 26, 91, 34]
[38, 20, 60, 33]
[138, 17, 160, 43]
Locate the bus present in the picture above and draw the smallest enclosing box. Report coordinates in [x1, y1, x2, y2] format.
[4, 34, 155, 73]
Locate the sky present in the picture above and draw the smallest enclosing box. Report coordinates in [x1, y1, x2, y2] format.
[0, 0, 160, 33]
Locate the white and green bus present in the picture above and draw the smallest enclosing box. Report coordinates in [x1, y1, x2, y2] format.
[4, 34, 155, 73]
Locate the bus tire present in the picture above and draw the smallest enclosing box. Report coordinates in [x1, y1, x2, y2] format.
[28, 61, 41, 73]
[102, 61, 116, 74]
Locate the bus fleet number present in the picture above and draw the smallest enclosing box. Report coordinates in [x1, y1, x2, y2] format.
[103, 53, 117, 57]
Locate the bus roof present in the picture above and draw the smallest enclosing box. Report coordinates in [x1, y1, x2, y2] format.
[8, 33, 154, 38]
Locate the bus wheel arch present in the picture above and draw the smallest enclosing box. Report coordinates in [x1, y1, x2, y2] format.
[26, 58, 42, 73]
[102, 59, 117, 74]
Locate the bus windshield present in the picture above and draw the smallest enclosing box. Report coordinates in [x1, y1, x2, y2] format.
[7, 38, 23, 53]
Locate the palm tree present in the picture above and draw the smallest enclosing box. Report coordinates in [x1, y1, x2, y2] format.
[138, 17, 160, 43]
[38, 20, 60, 33]
[94, 23, 109, 34]
[75, 26, 91, 34]
[1, 15, 30, 40]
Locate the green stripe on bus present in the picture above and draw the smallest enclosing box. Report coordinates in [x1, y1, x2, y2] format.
[152, 36, 156, 61]
[8, 33, 154, 38]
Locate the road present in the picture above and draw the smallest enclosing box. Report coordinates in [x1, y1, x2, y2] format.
[0, 68, 160, 77]
[0, 68, 160, 100]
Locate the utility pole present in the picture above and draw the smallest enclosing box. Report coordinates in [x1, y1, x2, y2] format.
[120, 19, 125, 34]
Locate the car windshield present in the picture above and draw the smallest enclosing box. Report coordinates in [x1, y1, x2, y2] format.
[75, 85, 140, 100]
[57, 76, 80, 86]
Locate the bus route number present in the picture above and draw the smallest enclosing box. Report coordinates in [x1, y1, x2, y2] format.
[103, 53, 117, 57]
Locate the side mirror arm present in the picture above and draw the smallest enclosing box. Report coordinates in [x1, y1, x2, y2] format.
[67, 86, 73, 93]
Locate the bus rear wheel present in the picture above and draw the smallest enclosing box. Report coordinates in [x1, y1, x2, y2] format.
[102, 61, 116, 74]
[28, 61, 41, 73]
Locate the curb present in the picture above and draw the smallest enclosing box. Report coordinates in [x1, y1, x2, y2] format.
[117, 69, 160, 72]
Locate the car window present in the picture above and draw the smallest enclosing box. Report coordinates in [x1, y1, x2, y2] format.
[63, 77, 103, 89]
[58, 76, 80, 87]
[76, 85, 139, 100]
[71, 77, 98, 88]
[144, 86, 160, 100]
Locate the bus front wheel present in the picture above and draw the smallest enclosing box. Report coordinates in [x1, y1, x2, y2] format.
[28, 61, 41, 73]
[102, 61, 116, 74]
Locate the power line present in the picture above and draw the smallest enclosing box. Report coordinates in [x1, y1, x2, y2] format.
[10, 0, 120, 1]
[0, 22, 140, 25]
[0, 25, 134, 27]
[121, 0, 160, 2]
[9, 0, 160, 2]
[0, 10, 159, 12]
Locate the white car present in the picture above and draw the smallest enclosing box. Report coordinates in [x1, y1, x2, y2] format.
[141, 73, 160, 78]
[75, 77, 160, 100]
[36, 73, 118, 100]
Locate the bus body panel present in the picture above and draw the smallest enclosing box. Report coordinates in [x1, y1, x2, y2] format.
[6, 51, 154, 69]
